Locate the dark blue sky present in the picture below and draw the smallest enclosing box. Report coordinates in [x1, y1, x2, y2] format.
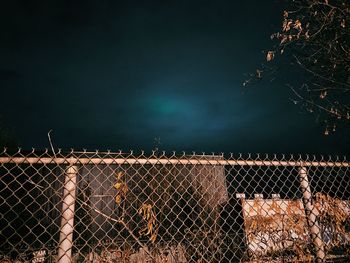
[0, 0, 349, 154]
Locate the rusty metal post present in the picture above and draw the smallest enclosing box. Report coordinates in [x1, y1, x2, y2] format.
[57, 165, 78, 263]
[299, 167, 325, 262]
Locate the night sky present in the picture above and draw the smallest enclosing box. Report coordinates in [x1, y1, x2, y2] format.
[0, 0, 349, 154]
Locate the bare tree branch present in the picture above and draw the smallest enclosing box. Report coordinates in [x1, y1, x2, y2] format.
[248, 0, 350, 130]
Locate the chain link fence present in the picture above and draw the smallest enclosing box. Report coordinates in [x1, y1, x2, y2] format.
[0, 149, 349, 263]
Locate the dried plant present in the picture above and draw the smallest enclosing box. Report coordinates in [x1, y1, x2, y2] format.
[247, 0, 350, 132]
[138, 203, 158, 243]
[244, 194, 350, 261]
[315, 193, 350, 251]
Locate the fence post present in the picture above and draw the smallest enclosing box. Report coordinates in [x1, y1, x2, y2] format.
[57, 165, 78, 263]
[299, 167, 325, 262]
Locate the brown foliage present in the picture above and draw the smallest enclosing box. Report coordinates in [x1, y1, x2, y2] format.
[244, 194, 350, 261]
[248, 0, 350, 132]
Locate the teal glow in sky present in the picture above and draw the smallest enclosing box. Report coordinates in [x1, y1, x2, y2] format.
[148, 96, 192, 116]
[0, 0, 348, 154]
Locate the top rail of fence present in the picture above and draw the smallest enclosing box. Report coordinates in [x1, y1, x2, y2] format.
[0, 149, 348, 167]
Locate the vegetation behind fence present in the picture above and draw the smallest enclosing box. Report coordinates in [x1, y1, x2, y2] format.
[0, 149, 349, 262]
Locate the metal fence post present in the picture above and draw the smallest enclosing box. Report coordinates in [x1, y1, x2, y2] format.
[299, 167, 325, 262]
[57, 165, 78, 263]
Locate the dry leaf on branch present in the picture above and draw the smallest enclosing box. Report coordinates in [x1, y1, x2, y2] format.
[266, 51, 275, 62]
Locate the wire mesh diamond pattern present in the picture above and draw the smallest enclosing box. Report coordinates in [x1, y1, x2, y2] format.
[0, 149, 349, 262]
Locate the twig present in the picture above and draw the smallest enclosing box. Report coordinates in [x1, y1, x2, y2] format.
[288, 85, 349, 120]
[293, 55, 350, 89]
[47, 129, 57, 158]
[79, 192, 156, 261]
[27, 178, 45, 189]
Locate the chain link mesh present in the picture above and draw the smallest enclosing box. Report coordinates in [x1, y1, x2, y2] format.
[0, 149, 349, 262]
